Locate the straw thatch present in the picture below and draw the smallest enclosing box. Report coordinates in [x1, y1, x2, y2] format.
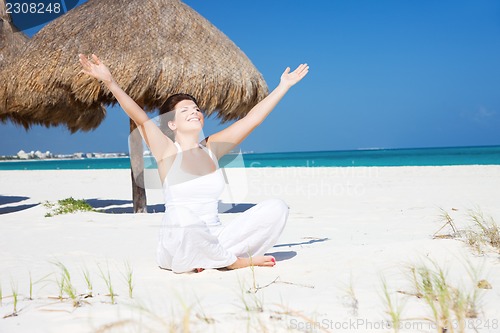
[0, 0, 268, 132]
[0, 0, 30, 128]
[0, 0, 29, 67]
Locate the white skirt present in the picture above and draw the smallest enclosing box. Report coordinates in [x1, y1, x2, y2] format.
[156, 198, 289, 273]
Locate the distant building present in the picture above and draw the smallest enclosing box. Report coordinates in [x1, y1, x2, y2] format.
[34, 150, 48, 159]
[17, 150, 29, 159]
[10, 149, 126, 160]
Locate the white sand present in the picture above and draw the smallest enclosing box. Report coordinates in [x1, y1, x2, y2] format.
[1, 166, 500, 332]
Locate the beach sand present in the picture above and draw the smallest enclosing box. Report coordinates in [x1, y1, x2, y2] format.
[1, 166, 499, 332]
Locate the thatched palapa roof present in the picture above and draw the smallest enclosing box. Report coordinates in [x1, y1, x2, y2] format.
[0, 0, 29, 67]
[0, 0, 268, 132]
[0, 0, 29, 126]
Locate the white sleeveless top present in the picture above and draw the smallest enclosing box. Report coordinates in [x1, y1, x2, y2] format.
[162, 142, 225, 226]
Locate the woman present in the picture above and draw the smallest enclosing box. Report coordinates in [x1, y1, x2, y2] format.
[79, 54, 309, 273]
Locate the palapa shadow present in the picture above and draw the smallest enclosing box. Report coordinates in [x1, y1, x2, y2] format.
[265, 251, 297, 262]
[0, 195, 30, 205]
[0, 204, 39, 214]
[85, 198, 164, 214]
[0, 195, 38, 214]
[218, 202, 256, 213]
[83, 199, 256, 214]
[266, 239, 330, 262]
[274, 238, 330, 248]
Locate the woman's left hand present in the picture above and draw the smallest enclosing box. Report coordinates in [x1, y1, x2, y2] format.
[280, 63, 309, 88]
[79, 54, 114, 84]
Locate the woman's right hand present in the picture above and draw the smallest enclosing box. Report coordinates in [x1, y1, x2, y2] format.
[78, 54, 114, 84]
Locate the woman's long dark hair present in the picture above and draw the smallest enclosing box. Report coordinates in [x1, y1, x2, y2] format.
[159, 93, 198, 116]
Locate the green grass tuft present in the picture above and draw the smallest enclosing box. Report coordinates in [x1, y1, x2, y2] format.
[467, 209, 500, 253]
[43, 197, 95, 217]
[98, 263, 116, 305]
[122, 261, 134, 299]
[434, 208, 500, 254]
[54, 262, 81, 307]
[11, 281, 18, 316]
[381, 277, 405, 333]
[29, 272, 33, 300]
[82, 266, 93, 298]
[409, 260, 482, 332]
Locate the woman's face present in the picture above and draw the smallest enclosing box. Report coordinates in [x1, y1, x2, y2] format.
[168, 99, 204, 132]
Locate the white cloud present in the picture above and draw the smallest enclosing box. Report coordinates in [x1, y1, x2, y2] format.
[460, 106, 497, 123]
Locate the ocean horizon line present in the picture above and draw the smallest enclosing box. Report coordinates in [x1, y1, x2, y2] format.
[2, 143, 500, 160]
[257, 143, 500, 154]
[0, 145, 499, 170]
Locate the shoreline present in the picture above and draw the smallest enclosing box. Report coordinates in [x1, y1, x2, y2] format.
[0, 145, 499, 170]
[2, 143, 499, 158]
[0, 156, 129, 162]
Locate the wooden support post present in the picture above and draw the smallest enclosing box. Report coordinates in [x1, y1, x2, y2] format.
[129, 118, 147, 213]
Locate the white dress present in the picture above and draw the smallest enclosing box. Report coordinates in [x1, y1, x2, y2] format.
[156, 142, 289, 273]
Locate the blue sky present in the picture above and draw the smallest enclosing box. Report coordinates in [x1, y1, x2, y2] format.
[1, 0, 500, 155]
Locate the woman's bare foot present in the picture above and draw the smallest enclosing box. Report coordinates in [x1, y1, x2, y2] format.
[226, 256, 276, 270]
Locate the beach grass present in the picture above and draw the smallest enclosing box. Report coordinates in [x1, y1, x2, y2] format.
[10, 257, 490, 333]
[467, 209, 500, 253]
[235, 271, 266, 333]
[28, 272, 33, 301]
[381, 277, 404, 333]
[178, 297, 193, 333]
[55, 271, 65, 301]
[340, 274, 359, 317]
[62, 275, 80, 308]
[82, 266, 93, 298]
[249, 256, 257, 294]
[434, 207, 500, 254]
[43, 197, 95, 217]
[238, 276, 264, 314]
[405, 259, 483, 332]
[28, 271, 53, 302]
[11, 281, 19, 317]
[98, 263, 116, 304]
[433, 208, 460, 239]
[5, 262, 320, 332]
[54, 262, 81, 307]
[121, 261, 134, 299]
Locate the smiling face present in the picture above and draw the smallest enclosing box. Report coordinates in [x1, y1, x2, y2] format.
[167, 99, 205, 134]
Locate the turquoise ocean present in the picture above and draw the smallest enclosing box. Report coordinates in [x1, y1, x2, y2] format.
[1, 145, 499, 170]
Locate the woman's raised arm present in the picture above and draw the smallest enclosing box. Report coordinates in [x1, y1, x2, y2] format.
[207, 64, 309, 159]
[78, 54, 174, 161]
